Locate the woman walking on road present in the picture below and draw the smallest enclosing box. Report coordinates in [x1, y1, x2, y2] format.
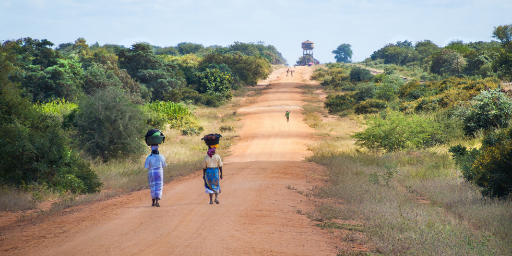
[145, 145, 167, 207]
[203, 145, 223, 204]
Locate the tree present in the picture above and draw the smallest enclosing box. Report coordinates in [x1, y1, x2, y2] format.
[492, 24, 512, 50]
[430, 49, 466, 76]
[200, 53, 271, 86]
[76, 87, 147, 161]
[415, 40, 439, 60]
[0, 44, 101, 193]
[332, 44, 352, 63]
[371, 43, 416, 65]
[5, 38, 85, 103]
[117, 42, 186, 101]
[177, 42, 205, 55]
[492, 25, 512, 80]
[445, 40, 472, 55]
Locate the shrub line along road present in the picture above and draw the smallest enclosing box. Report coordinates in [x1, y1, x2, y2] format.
[1, 67, 339, 255]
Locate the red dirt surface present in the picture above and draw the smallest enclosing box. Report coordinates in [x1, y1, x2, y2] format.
[0, 67, 340, 255]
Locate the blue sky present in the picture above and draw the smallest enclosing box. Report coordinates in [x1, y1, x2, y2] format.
[1, 0, 511, 64]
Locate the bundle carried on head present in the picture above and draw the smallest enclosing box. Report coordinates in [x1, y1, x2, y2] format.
[145, 129, 165, 146]
[201, 133, 222, 148]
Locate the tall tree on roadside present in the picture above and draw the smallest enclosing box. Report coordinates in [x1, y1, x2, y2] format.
[492, 24, 512, 80]
[332, 44, 353, 63]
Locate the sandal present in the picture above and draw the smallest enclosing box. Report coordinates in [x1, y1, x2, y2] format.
[209, 201, 213, 204]
[214, 199, 219, 204]
[156, 202, 160, 207]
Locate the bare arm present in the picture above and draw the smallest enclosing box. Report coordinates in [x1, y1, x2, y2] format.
[219, 166, 223, 179]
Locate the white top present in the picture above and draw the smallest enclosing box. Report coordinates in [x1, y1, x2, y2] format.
[202, 154, 223, 169]
[145, 154, 167, 171]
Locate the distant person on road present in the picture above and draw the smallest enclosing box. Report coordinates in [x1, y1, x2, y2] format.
[285, 111, 290, 123]
[290, 70, 294, 77]
[145, 145, 167, 207]
[203, 145, 223, 204]
[286, 69, 290, 76]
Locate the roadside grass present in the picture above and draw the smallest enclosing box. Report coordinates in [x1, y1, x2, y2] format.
[302, 80, 512, 255]
[308, 151, 510, 255]
[0, 187, 36, 212]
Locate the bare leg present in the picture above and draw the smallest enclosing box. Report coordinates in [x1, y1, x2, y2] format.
[155, 198, 160, 207]
[152, 199, 155, 206]
[209, 193, 213, 204]
[214, 194, 219, 204]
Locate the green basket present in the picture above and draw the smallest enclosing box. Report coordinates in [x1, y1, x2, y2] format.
[146, 136, 164, 145]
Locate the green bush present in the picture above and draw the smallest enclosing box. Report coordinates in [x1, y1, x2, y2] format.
[0, 83, 101, 194]
[194, 68, 233, 102]
[352, 111, 442, 152]
[456, 89, 512, 136]
[375, 75, 404, 102]
[354, 99, 388, 114]
[324, 93, 355, 113]
[200, 53, 271, 86]
[450, 127, 512, 198]
[142, 107, 168, 129]
[349, 66, 373, 82]
[171, 116, 204, 135]
[76, 87, 147, 161]
[448, 145, 481, 182]
[353, 83, 376, 102]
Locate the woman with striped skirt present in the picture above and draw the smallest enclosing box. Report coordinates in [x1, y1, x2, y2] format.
[145, 145, 167, 207]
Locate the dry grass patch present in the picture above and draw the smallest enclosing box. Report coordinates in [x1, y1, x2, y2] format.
[301, 81, 511, 254]
[0, 188, 36, 212]
[308, 152, 510, 255]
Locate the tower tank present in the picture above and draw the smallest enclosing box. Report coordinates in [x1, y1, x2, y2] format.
[301, 40, 314, 50]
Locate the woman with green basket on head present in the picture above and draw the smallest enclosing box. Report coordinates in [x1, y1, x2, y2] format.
[144, 129, 167, 207]
[202, 134, 223, 204]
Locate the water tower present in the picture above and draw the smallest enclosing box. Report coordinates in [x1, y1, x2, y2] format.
[301, 40, 314, 65]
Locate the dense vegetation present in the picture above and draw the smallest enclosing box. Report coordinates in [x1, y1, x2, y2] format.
[0, 37, 283, 195]
[314, 24, 512, 198]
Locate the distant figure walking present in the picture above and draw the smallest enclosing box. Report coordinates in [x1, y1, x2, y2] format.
[286, 69, 290, 76]
[145, 145, 167, 207]
[290, 70, 294, 77]
[285, 111, 290, 123]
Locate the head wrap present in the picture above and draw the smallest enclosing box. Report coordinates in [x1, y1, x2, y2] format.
[151, 145, 159, 155]
[207, 147, 216, 157]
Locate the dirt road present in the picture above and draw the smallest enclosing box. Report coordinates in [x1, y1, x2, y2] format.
[1, 67, 338, 255]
